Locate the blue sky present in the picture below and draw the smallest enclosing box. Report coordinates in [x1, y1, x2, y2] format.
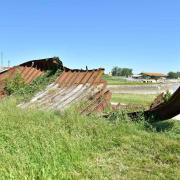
[0, 0, 179, 73]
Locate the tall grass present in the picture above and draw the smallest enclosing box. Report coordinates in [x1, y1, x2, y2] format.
[0, 97, 179, 179]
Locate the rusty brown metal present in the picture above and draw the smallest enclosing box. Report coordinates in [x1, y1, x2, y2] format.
[0, 57, 64, 98]
[0, 66, 44, 97]
[0, 66, 43, 84]
[56, 68, 105, 86]
[19, 57, 63, 71]
[147, 86, 180, 120]
[20, 68, 111, 114]
[128, 86, 180, 121]
[150, 92, 164, 110]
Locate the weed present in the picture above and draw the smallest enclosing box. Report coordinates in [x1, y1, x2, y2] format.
[0, 98, 179, 179]
[163, 90, 172, 102]
[5, 73, 26, 95]
[4, 69, 62, 101]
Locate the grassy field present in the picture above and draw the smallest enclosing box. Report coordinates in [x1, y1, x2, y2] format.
[0, 97, 180, 179]
[103, 75, 148, 85]
[111, 94, 156, 106]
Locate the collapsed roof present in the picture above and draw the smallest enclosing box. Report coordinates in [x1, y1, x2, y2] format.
[0, 66, 44, 98]
[19, 57, 63, 71]
[0, 56, 179, 119]
[0, 57, 111, 113]
[20, 68, 111, 114]
[146, 86, 180, 120]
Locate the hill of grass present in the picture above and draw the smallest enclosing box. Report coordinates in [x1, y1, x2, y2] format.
[0, 98, 179, 179]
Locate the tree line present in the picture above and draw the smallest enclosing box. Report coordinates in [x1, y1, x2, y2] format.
[111, 67, 133, 77]
[167, 71, 180, 79]
[111, 66, 180, 79]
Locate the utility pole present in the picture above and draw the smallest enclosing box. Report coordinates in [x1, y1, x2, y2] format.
[8, 60, 10, 67]
[1, 52, 3, 68]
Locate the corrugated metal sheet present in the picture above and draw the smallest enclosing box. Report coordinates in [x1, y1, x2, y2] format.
[20, 68, 111, 114]
[150, 93, 164, 109]
[0, 57, 111, 114]
[129, 86, 180, 121]
[0, 66, 43, 83]
[147, 86, 180, 120]
[19, 57, 63, 71]
[0, 66, 43, 98]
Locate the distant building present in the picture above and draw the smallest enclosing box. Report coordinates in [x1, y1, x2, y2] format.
[132, 74, 142, 79]
[140, 72, 167, 80]
[132, 72, 167, 83]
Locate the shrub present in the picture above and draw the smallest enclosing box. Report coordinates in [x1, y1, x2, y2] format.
[4, 69, 62, 101]
[5, 73, 26, 95]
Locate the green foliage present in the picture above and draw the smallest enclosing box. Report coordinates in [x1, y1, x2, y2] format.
[0, 98, 179, 179]
[5, 73, 26, 95]
[163, 90, 172, 102]
[111, 66, 133, 77]
[4, 69, 62, 101]
[107, 110, 131, 122]
[168, 71, 180, 79]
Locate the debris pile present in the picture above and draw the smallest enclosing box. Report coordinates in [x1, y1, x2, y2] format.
[0, 57, 63, 98]
[146, 86, 180, 120]
[0, 57, 111, 113]
[0, 56, 179, 120]
[20, 68, 112, 114]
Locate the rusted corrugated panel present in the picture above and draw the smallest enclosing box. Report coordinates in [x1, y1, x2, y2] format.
[19, 57, 63, 71]
[0, 66, 44, 98]
[149, 93, 164, 109]
[128, 86, 180, 121]
[81, 88, 111, 115]
[56, 68, 104, 86]
[146, 86, 180, 120]
[0, 66, 43, 84]
[20, 68, 111, 114]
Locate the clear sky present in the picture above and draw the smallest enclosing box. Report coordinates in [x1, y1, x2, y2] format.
[0, 0, 179, 73]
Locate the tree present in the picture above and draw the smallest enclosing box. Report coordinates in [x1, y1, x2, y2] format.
[111, 66, 119, 76]
[121, 68, 133, 77]
[111, 67, 133, 77]
[168, 71, 180, 79]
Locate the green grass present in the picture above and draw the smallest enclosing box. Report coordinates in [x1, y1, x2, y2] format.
[0, 97, 180, 179]
[111, 93, 156, 106]
[103, 75, 148, 85]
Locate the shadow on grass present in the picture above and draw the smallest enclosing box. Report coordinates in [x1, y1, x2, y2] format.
[128, 111, 175, 132]
[151, 120, 174, 132]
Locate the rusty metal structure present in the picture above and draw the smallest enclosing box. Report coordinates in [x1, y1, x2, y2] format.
[0, 57, 63, 98]
[0, 66, 43, 83]
[128, 86, 180, 121]
[20, 68, 112, 114]
[146, 86, 180, 121]
[149, 92, 164, 109]
[0, 66, 44, 97]
[0, 56, 111, 114]
[19, 57, 63, 71]
[0, 56, 178, 118]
